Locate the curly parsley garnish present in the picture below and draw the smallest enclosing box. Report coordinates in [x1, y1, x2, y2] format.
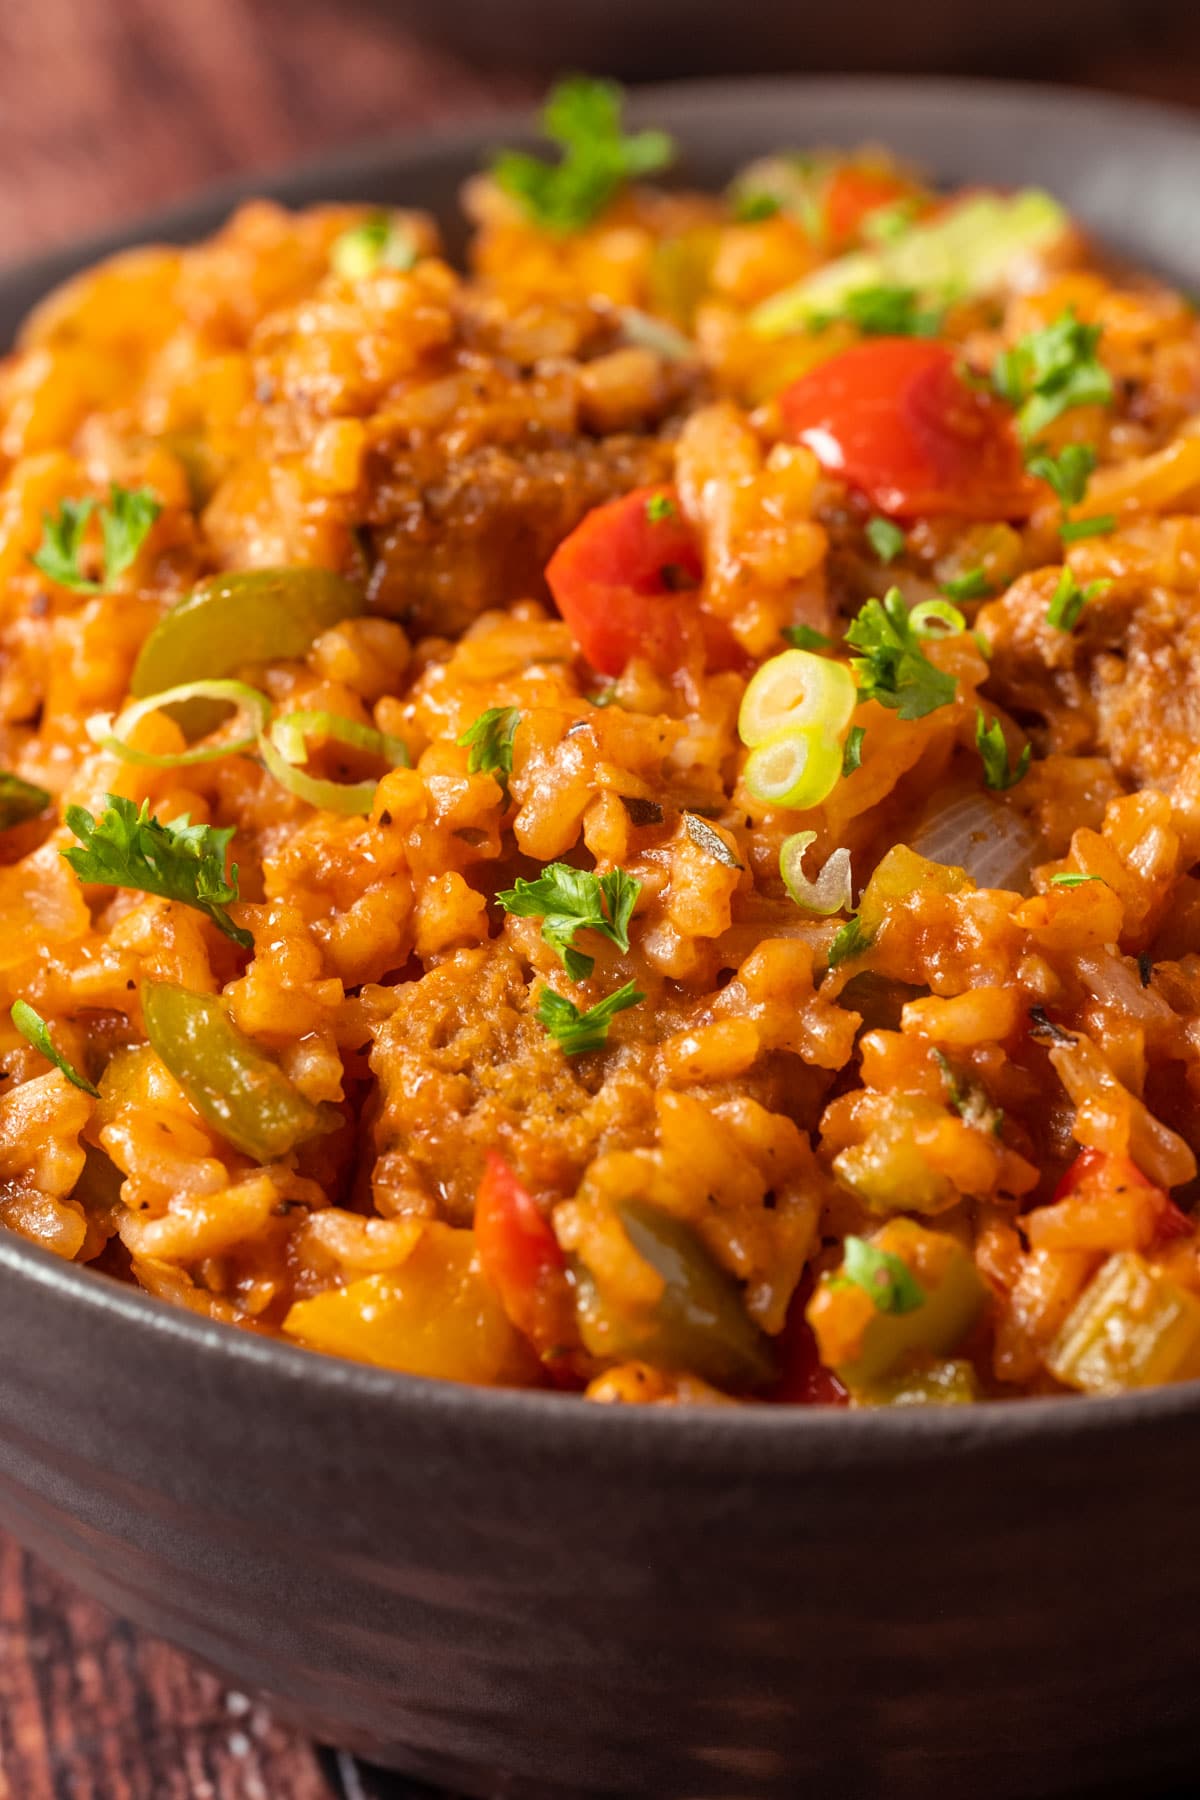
[839, 1235, 925, 1315]
[497, 862, 641, 981]
[537, 979, 644, 1054]
[992, 308, 1113, 440]
[62, 795, 251, 949]
[458, 706, 520, 792]
[33, 484, 161, 594]
[1026, 441, 1096, 509]
[493, 77, 674, 234]
[10, 1000, 99, 1097]
[846, 587, 959, 720]
[975, 710, 1031, 791]
[865, 516, 906, 564]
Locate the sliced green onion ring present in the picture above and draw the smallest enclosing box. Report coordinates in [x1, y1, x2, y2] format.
[908, 599, 967, 640]
[738, 649, 857, 748]
[260, 709, 410, 816]
[780, 830, 853, 915]
[743, 725, 843, 811]
[88, 680, 272, 768]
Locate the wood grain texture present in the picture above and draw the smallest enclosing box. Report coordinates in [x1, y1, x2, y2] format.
[0, 1, 1197, 1793]
[0, 0, 535, 262]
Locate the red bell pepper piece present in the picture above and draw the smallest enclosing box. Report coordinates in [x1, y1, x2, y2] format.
[772, 1279, 850, 1406]
[475, 1151, 578, 1366]
[545, 485, 740, 677]
[779, 337, 1035, 521]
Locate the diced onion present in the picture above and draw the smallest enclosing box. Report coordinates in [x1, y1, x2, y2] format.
[738, 649, 857, 748]
[743, 725, 843, 811]
[780, 830, 853, 915]
[87, 680, 271, 768]
[908, 788, 1040, 891]
[260, 709, 410, 816]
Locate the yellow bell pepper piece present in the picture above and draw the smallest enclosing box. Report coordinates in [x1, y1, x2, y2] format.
[284, 1223, 539, 1387]
[1047, 1252, 1200, 1395]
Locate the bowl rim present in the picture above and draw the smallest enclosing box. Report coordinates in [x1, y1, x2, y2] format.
[8, 71, 1200, 1458]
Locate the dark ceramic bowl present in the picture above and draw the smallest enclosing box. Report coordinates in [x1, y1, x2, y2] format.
[3, 79, 1200, 1800]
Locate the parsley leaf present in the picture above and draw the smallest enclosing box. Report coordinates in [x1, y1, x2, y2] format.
[1046, 567, 1110, 633]
[866, 516, 906, 564]
[458, 706, 520, 791]
[846, 587, 958, 720]
[645, 493, 676, 522]
[32, 484, 161, 593]
[840, 1235, 925, 1315]
[537, 978, 644, 1054]
[1049, 871, 1105, 887]
[0, 771, 50, 830]
[100, 485, 162, 582]
[497, 862, 641, 981]
[493, 77, 674, 234]
[32, 498, 97, 592]
[782, 623, 832, 651]
[975, 709, 1031, 791]
[331, 213, 419, 279]
[1026, 442, 1097, 510]
[10, 999, 99, 1097]
[61, 795, 252, 950]
[842, 725, 865, 775]
[992, 308, 1113, 440]
[942, 567, 993, 601]
[827, 913, 873, 969]
[819, 283, 943, 338]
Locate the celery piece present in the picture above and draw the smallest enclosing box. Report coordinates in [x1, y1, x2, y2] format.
[752, 190, 1067, 338]
[1047, 1252, 1200, 1395]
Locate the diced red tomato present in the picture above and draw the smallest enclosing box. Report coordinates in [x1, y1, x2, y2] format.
[824, 165, 916, 248]
[779, 338, 1035, 520]
[1053, 1148, 1192, 1249]
[545, 485, 742, 677]
[475, 1151, 577, 1367]
[771, 1281, 850, 1406]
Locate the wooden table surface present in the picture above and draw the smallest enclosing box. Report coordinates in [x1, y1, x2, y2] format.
[2, 2, 1199, 1794]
